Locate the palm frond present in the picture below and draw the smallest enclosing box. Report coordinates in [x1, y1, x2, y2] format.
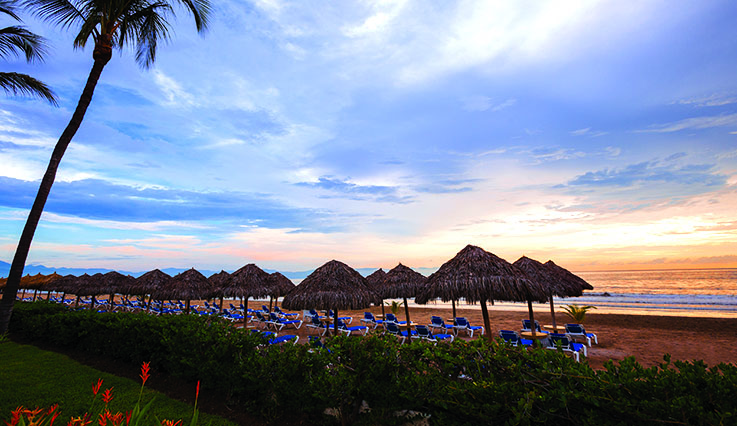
[0, 25, 49, 61]
[21, 0, 87, 32]
[175, 0, 210, 33]
[0, 71, 57, 104]
[0, 0, 22, 20]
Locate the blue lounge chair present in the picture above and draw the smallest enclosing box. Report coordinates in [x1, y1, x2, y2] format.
[499, 330, 532, 347]
[429, 316, 454, 333]
[521, 319, 547, 334]
[335, 319, 368, 336]
[547, 333, 586, 361]
[274, 306, 299, 319]
[269, 334, 299, 345]
[306, 315, 329, 336]
[384, 313, 406, 325]
[385, 322, 413, 344]
[306, 309, 325, 321]
[565, 324, 598, 346]
[360, 312, 384, 329]
[327, 310, 352, 324]
[261, 305, 270, 314]
[415, 325, 454, 343]
[268, 312, 303, 331]
[453, 317, 485, 338]
[253, 311, 271, 328]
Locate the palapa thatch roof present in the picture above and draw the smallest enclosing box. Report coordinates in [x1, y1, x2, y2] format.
[49, 274, 86, 294]
[514, 256, 593, 297]
[73, 273, 106, 296]
[130, 269, 171, 295]
[545, 260, 593, 293]
[380, 263, 427, 299]
[219, 264, 271, 299]
[365, 268, 386, 287]
[208, 270, 232, 290]
[281, 260, 378, 310]
[37, 273, 63, 289]
[415, 245, 548, 304]
[267, 272, 295, 297]
[151, 268, 215, 300]
[98, 271, 136, 295]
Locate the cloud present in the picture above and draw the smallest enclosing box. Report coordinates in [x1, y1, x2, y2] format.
[295, 176, 412, 203]
[528, 147, 586, 163]
[0, 176, 331, 230]
[570, 127, 608, 137]
[637, 113, 737, 133]
[674, 93, 737, 107]
[461, 96, 516, 112]
[565, 161, 726, 188]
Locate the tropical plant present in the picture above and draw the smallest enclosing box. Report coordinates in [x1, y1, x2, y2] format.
[0, 0, 56, 103]
[0, 0, 211, 334]
[384, 300, 404, 315]
[562, 304, 596, 323]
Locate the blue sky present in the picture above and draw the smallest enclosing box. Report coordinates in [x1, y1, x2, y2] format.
[2, 0, 737, 273]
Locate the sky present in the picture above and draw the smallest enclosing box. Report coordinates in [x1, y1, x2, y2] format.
[2, 0, 737, 274]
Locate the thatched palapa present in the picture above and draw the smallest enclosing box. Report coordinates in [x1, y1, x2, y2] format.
[152, 268, 214, 313]
[218, 264, 272, 313]
[415, 245, 548, 341]
[514, 256, 593, 329]
[282, 260, 378, 334]
[381, 263, 427, 324]
[266, 272, 295, 310]
[209, 270, 232, 312]
[365, 268, 387, 316]
[131, 269, 172, 296]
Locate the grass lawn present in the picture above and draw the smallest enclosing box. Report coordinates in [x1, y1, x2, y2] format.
[0, 339, 238, 426]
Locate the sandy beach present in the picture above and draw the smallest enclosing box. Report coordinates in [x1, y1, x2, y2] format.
[241, 304, 737, 369]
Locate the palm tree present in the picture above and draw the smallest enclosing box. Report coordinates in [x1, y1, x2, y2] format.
[0, 0, 56, 103]
[0, 0, 211, 334]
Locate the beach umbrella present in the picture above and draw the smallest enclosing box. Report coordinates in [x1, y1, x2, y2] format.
[50, 274, 82, 306]
[131, 269, 172, 310]
[415, 245, 548, 341]
[282, 260, 378, 335]
[73, 273, 106, 309]
[266, 272, 295, 310]
[514, 257, 593, 330]
[381, 263, 427, 325]
[209, 270, 232, 312]
[152, 268, 215, 313]
[221, 264, 271, 314]
[38, 273, 63, 301]
[99, 271, 136, 311]
[365, 268, 387, 317]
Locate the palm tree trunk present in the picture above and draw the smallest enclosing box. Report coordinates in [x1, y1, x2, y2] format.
[0, 51, 110, 334]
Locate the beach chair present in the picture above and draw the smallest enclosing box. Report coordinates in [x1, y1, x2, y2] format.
[384, 322, 408, 344]
[453, 317, 485, 338]
[415, 325, 454, 344]
[429, 316, 455, 334]
[384, 313, 406, 325]
[521, 319, 547, 334]
[253, 311, 271, 328]
[335, 319, 368, 336]
[306, 309, 325, 321]
[274, 306, 299, 320]
[565, 323, 598, 346]
[546, 333, 586, 361]
[222, 309, 245, 322]
[499, 330, 532, 347]
[308, 336, 330, 352]
[268, 312, 303, 330]
[306, 315, 329, 336]
[261, 305, 270, 314]
[327, 309, 352, 324]
[269, 334, 299, 345]
[360, 312, 384, 329]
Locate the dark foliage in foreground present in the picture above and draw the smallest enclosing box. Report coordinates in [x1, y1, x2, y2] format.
[9, 302, 737, 425]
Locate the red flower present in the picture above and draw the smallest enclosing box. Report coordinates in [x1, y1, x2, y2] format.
[159, 420, 182, 426]
[49, 410, 60, 426]
[6, 406, 23, 426]
[101, 388, 114, 405]
[92, 378, 104, 396]
[97, 412, 107, 426]
[67, 413, 92, 426]
[124, 411, 132, 426]
[195, 381, 200, 402]
[139, 362, 150, 386]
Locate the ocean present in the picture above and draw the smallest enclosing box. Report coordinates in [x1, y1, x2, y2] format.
[402, 268, 737, 318]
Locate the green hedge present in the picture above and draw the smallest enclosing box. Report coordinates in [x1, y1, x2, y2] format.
[9, 302, 737, 425]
